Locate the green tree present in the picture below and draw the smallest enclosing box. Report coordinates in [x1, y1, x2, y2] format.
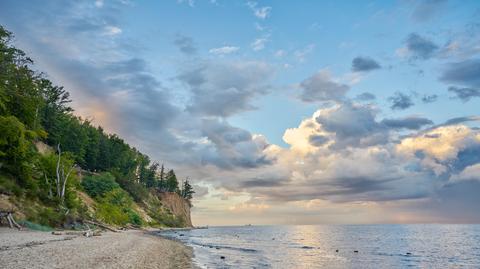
[165, 169, 179, 192]
[0, 115, 36, 186]
[181, 179, 195, 201]
[81, 172, 119, 198]
[158, 164, 166, 191]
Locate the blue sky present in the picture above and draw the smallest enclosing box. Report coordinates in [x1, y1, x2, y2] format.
[1, 0, 480, 225]
[110, 0, 480, 146]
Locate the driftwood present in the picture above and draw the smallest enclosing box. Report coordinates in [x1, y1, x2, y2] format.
[84, 220, 118, 232]
[0, 211, 22, 230]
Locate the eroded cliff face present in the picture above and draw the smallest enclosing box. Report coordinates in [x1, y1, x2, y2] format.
[158, 192, 192, 227]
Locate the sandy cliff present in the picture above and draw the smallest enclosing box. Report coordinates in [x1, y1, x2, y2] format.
[157, 192, 193, 227]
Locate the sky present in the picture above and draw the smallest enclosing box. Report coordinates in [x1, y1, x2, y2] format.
[1, 0, 480, 225]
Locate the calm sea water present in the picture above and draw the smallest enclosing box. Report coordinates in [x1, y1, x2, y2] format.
[159, 225, 480, 268]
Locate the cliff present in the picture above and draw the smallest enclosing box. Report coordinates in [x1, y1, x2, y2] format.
[157, 192, 193, 227]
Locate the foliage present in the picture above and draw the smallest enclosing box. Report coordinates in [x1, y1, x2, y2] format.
[81, 172, 119, 198]
[180, 179, 195, 203]
[165, 169, 179, 192]
[0, 173, 22, 196]
[95, 202, 130, 225]
[0, 24, 193, 228]
[0, 116, 36, 187]
[95, 189, 142, 226]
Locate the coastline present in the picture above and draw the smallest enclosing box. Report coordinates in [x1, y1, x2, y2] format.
[0, 227, 196, 269]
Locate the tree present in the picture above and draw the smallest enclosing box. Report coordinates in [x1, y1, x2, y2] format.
[165, 169, 178, 192]
[54, 144, 75, 205]
[81, 172, 119, 198]
[158, 164, 166, 191]
[37, 146, 77, 208]
[0, 115, 36, 185]
[181, 178, 195, 201]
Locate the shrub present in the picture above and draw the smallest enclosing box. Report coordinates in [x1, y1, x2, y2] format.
[81, 172, 119, 197]
[126, 209, 143, 226]
[95, 189, 142, 226]
[114, 174, 149, 203]
[96, 202, 129, 225]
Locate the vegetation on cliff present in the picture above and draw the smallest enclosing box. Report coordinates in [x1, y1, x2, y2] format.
[0, 25, 194, 229]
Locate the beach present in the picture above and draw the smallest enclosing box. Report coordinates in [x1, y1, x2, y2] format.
[0, 228, 195, 269]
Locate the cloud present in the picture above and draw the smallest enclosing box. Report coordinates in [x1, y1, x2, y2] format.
[448, 87, 480, 102]
[240, 178, 284, 188]
[442, 116, 480, 126]
[246, 1, 271, 19]
[5, 0, 480, 224]
[421, 94, 438, 103]
[381, 116, 433, 130]
[174, 34, 197, 55]
[388, 92, 414, 110]
[401, 33, 439, 60]
[450, 164, 480, 182]
[411, 0, 447, 22]
[103, 25, 122, 36]
[440, 59, 480, 88]
[299, 69, 349, 103]
[355, 92, 376, 101]
[178, 60, 274, 117]
[177, 0, 195, 7]
[209, 46, 239, 55]
[199, 119, 273, 169]
[314, 103, 388, 148]
[351, 57, 381, 72]
[294, 44, 315, 62]
[308, 135, 329, 147]
[251, 37, 268, 51]
[95, 0, 104, 8]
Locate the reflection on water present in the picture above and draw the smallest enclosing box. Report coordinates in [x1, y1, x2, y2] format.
[159, 225, 480, 268]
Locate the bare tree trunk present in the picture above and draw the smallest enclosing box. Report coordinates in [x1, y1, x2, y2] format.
[7, 213, 21, 230]
[56, 143, 61, 198]
[44, 174, 53, 198]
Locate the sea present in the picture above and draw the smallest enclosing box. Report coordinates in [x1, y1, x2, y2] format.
[158, 224, 480, 268]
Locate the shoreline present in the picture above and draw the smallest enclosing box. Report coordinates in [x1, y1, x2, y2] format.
[0, 227, 196, 269]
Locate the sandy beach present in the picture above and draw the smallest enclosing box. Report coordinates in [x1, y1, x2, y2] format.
[0, 228, 195, 269]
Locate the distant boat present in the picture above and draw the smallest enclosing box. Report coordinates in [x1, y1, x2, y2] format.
[245, 224, 252, 226]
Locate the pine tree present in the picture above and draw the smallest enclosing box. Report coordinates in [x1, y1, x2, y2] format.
[158, 164, 166, 191]
[181, 179, 195, 201]
[165, 169, 178, 192]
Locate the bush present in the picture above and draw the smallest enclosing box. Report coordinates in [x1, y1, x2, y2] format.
[95, 189, 142, 226]
[81, 172, 119, 197]
[95, 202, 129, 225]
[114, 174, 149, 203]
[126, 209, 143, 226]
[0, 173, 22, 196]
[23, 206, 65, 228]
